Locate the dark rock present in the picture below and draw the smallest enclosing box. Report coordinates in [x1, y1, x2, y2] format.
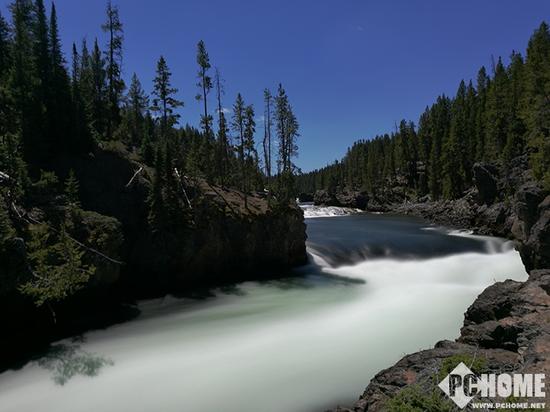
[336, 191, 368, 209]
[473, 162, 500, 205]
[477, 202, 509, 234]
[521, 196, 550, 271]
[298, 193, 314, 203]
[56, 147, 307, 292]
[314, 189, 368, 210]
[327, 341, 520, 411]
[129, 183, 308, 292]
[459, 270, 550, 363]
[314, 190, 339, 207]
[514, 181, 545, 239]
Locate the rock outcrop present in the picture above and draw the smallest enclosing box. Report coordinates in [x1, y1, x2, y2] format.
[58, 145, 308, 292]
[325, 159, 550, 411]
[314, 189, 368, 210]
[328, 270, 550, 411]
[130, 183, 308, 291]
[473, 162, 500, 205]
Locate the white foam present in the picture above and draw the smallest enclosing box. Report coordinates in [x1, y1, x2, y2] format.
[301, 204, 362, 219]
[0, 248, 527, 412]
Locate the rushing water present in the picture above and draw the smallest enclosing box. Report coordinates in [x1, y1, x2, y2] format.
[0, 210, 528, 412]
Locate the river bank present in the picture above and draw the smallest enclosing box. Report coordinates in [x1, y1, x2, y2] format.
[321, 160, 550, 410]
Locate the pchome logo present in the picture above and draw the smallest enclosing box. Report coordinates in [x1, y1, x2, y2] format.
[438, 362, 546, 409]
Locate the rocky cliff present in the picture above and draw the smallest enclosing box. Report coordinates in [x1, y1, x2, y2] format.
[325, 158, 550, 411]
[51, 145, 308, 292]
[0, 145, 307, 370]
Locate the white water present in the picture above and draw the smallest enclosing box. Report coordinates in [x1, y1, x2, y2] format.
[0, 215, 528, 412]
[302, 203, 362, 219]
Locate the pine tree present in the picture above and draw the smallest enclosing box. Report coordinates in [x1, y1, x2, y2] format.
[244, 104, 258, 193]
[263, 88, 273, 180]
[0, 11, 10, 77]
[0, 10, 14, 137]
[48, 3, 75, 152]
[428, 96, 451, 200]
[196, 40, 213, 139]
[101, 0, 124, 139]
[503, 51, 526, 162]
[417, 108, 432, 195]
[523, 22, 550, 188]
[64, 169, 80, 207]
[89, 39, 108, 138]
[275, 84, 300, 202]
[485, 57, 509, 159]
[70, 42, 92, 151]
[10, 0, 46, 167]
[151, 56, 183, 138]
[124, 73, 148, 146]
[20, 223, 95, 312]
[214, 68, 230, 186]
[33, 0, 50, 107]
[442, 84, 466, 199]
[475, 67, 489, 161]
[232, 93, 246, 198]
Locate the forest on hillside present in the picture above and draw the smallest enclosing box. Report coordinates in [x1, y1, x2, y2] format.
[296, 22, 550, 200]
[0, 0, 301, 310]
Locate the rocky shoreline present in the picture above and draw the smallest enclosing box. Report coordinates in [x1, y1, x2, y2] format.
[318, 160, 550, 411]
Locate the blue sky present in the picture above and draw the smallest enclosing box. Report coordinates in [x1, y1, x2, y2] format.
[1, 0, 550, 171]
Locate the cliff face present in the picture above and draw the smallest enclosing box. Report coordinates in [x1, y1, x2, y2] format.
[0, 146, 307, 370]
[325, 158, 550, 411]
[129, 182, 308, 292]
[53, 145, 307, 293]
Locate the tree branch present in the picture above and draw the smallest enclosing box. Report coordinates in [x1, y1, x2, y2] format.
[125, 167, 143, 187]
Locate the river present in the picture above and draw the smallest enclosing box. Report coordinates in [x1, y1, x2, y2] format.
[0, 207, 528, 412]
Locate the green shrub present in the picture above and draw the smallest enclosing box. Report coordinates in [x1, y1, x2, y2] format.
[439, 353, 487, 381]
[385, 385, 455, 412]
